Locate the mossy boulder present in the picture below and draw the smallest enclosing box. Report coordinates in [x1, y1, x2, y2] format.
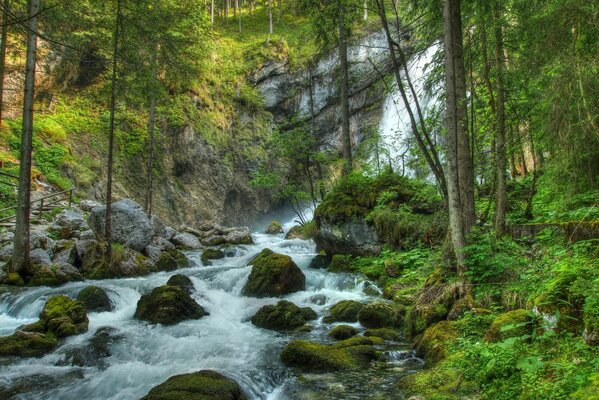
[329, 325, 358, 340]
[77, 286, 112, 312]
[325, 300, 364, 323]
[484, 309, 533, 342]
[251, 300, 316, 331]
[415, 321, 457, 366]
[142, 370, 248, 400]
[166, 274, 195, 295]
[0, 331, 58, 357]
[35, 295, 89, 338]
[363, 328, 401, 341]
[242, 251, 305, 297]
[265, 221, 284, 234]
[308, 252, 330, 269]
[201, 248, 225, 265]
[280, 338, 377, 372]
[447, 294, 474, 321]
[3, 272, 24, 286]
[246, 248, 274, 266]
[80, 242, 153, 279]
[134, 285, 208, 325]
[327, 254, 354, 272]
[29, 262, 84, 287]
[357, 301, 401, 328]
[156, 249, 190, 272]
[285, 225, 307, 240]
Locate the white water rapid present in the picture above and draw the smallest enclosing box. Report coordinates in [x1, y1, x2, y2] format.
[377, 45, 441, 176]
[0, 213, 422, 400]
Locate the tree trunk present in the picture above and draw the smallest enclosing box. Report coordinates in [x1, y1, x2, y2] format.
[363, 0, 368, 21]
[145, 93, 156, 215]
[268, 0, 273, 34]
[211, 0, 214, 25]
[0, 0, 10, 126]
[105, 0, 121, 264]
[493, 1, 507, 236]
[11, 0, 39, 277]
[236, 0, 241, 32]
[338, 3, 352, 175]
[225, 0, 228, 25]
[442, 0, 468, 271]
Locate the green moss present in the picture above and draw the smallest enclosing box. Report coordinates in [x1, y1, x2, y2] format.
[251, 300, 316, 331]
[246, 248, 274, 266]
[329, 325, 358, 340]
[326, 300, 364, 323]
[357, 301, 401, 329]
[201, 249, 225, 263]
[265, 221, 283, 234]
[5, 272, 24, 286]
[333, 336, 384, 348]
[415, 321, 458, 366]
[166, 274, 195, 294]
[280, 339, 377, 372]
[142, 370, 248, 400]
[327, 254, 354, 272]
[0, 331, 58, 357]
[242, 251, 305, 297]
[484, 309, 533, 342]
[156, 249, 190, 272]
[134, 285, 207, 325]
[77, 286, 112, 312]
[38, 295, 89, 338]
[572, 372, 599, 400]
[363, 328, 402, 341]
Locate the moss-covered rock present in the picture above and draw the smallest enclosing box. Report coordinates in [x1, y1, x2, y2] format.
[156, 249, 190, 272]
[134, 285, 208, 325]
[308, 252, 330, 269]
[280, 338, 377, 372]
[80, 242, 154, 279]
[28, 263, 84, 287]
[201, 248, 225, 265]
[484, 309, 533, 342]
[166, 274, 195, 294]
[77, 286, 112, 312]
[242, 251, 305, 297]
[35, 295, 89, 338]
[357, 301, 401, 328]
[327, 254, 354, 272]
[415, 321, 457, 366]
[447, 294, 474, 320]
[363, 328, 401, 341]
[4, 272, 24, 286]
[285, 225, 307, 240]
[0, 331, 58, 357]
[265, 221, 284, 234]
[325, 300, 364, 323]
[329, 325, 358, 340]
[246, 248, 274, 266]
[141, 370, 248, 400]
[251, 300, 316, 331]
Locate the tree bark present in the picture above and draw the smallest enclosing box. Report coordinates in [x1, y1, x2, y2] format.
[0, 0, 10, 126]
[211, 0, 214, 25]
[145, 93, 156, 215]
[268, 0, 273, 34]
[493, 1, 507, 236]
[338, 3, 352, 175]
[12, 0, 40, 277]
[105, 0, 121, 264]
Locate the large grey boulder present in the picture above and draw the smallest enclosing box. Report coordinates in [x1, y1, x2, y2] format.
[30, 248, 52, 266]
[87, 199, 153, 252]
[224, 227, 253, 245]
[171, 232, 202, 249]
[52, 240, 77, 265]
[30, 232, 56, 257]
[79, 199, 103, 212]
[314, 219, 381, 256]
[53, 210, 85, 238]
[144, 237, 176, 261]
[150, 215, 167, 239]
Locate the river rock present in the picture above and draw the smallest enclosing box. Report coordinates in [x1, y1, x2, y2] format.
[171, 232, 202, 249]
[166, 274, 195, 294]
[30, 248, 52, 266]
[77, 286, 112, 312]
[22, 295, 89, 338]
[155, 249, 190, 271]
[308, 252, 330, 269]
[79, 241, 153, 279]
[285, 225, 307, 240]
[224, 227, 253, 245]
[251, 300, 317, 331]
[314, 219, 381, 256]
[358, 301, 401, 328]
[87, 199, 153, 252]
[134, 285, 208, 325]
[144, 237, 176, 261]
[142, 370, 248, 400]
[53, 210, 85, 239]
[242, 250, 306, 297]
[0, 331, 59, 357]
[324, 300, 364, 323]
[265, 221, 284, 234]
[57, 327, 122, 368]
[201, 248, 225, 265]
[29, 262, 84, 286]
[329, 325, 358, 340]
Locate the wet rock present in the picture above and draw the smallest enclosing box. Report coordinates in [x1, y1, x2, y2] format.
[57, 327, 122, 368]
[134, 285, 208, 325]
[324, 300, 364, 323]
[0, 331, 58, 357]
[156, 249, 190, 272]
[329, 325, 358, 340]
[201, 248, 225, 265]
[242, 250, 306, 297]
[53, 210, 84, 239]
[29, 262, 84, 286]
[142, 370, 248, 400]
[251, 300, 317, 331]
[21, 295, 89, 339]
[166, 274, 195, 294]
[281, 338, 378, 372]
[358, 301, 401, 328]
[87, 199, 153, 251]
[285, 225, 307, 240]
[144, 237, 176, 261]
[265, 220, 284, 234]
[362, 282, 382, 297]
[77, 286, 112, 312]
[80, 242, 153, 279]
[308, 294, 328, 306]
[308, 253, 331, 270]
[363, 328, 401, 341]
[171, 232, 202, 250]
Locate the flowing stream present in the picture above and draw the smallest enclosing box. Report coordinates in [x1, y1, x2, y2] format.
[0, 214, 422, 399]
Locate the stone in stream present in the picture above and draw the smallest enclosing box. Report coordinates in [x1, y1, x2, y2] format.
[328, 325, 358, 340]
[363, 328, 402, 342]
[155, 249, 190, 272]
[280, 337, 378, 372]
[57, 326, 123, 368]
[166, 274, 195, 294]
[308, 252, 330, 269]
[265, 220, 284, 234]
[142, 370, 248, 400]
[144, 237, 176, 262]
[29, 262, 84, 287]
[357, 301, 402, 329]
[323, 300, 364, 323]
[284, 225, 307, 240]
[77, 286, 113, 312]
[242, 249, 306, 298]
[79, 242, 154, 279]
[87, 199, 154, 252]
[251, 300, 317, 331]
[171, 232, 202, 250]
[134, 285, 208, 325]
[201, 248, 225, 266]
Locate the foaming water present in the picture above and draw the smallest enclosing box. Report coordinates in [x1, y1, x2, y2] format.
[0, 219, 417, 399]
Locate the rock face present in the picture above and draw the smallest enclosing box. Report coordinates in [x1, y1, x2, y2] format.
[251, 300, 316, 331]
[87, 199, 153, 251]
[134, 285, 208, 325]
[77, 286, 112, 312]
[142, 370, 248, 400]
[242, 250, 306, 297]
[315, 220, 381, 256]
